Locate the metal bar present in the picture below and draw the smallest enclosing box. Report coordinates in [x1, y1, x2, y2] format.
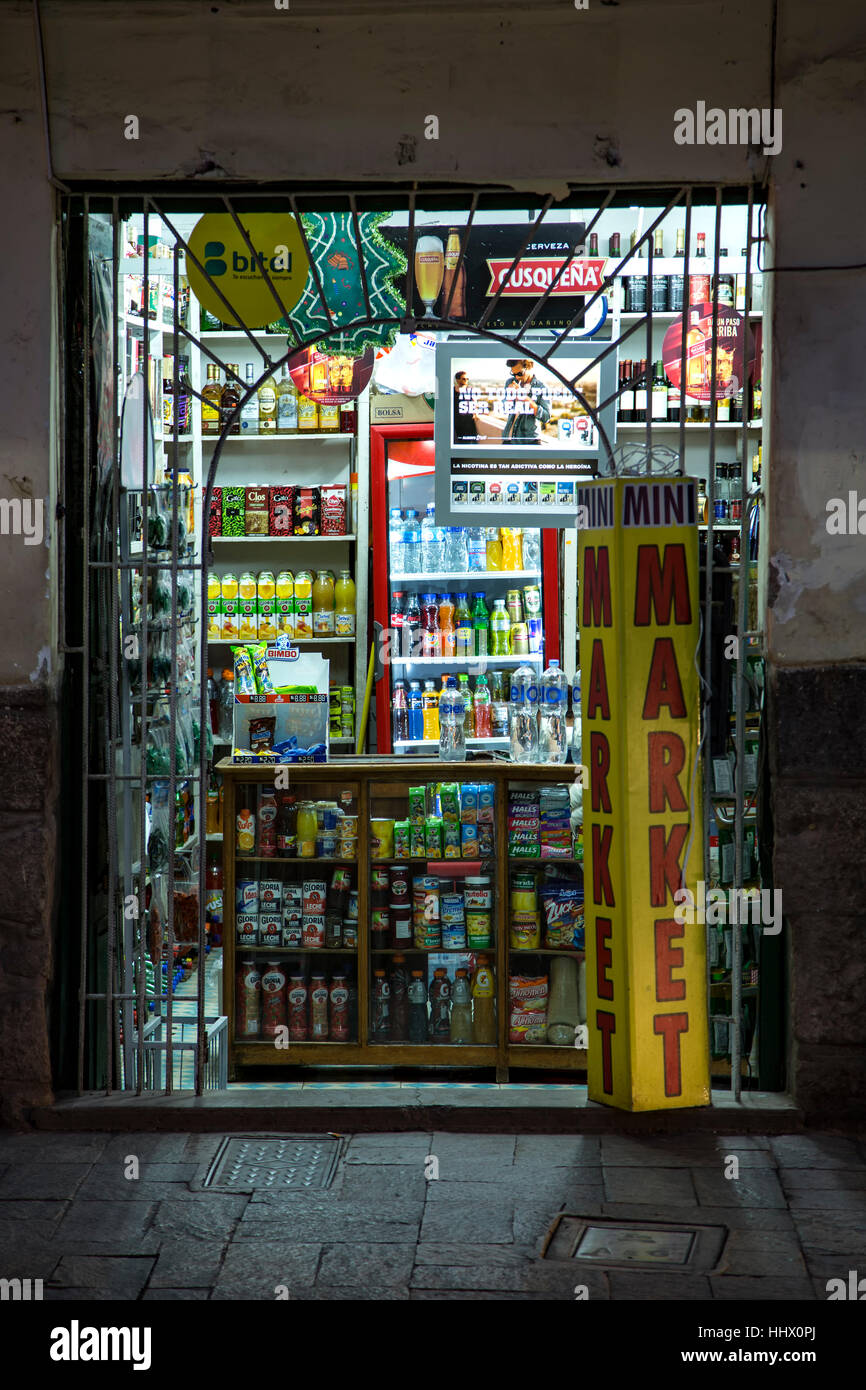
[405, 190, 416, 323]
[677, 194, 692, 473]
[516, 189, 615, 339]
[136, 203, 152, 1094]
[476, 196, 553, 332]
[77, 197, 92, 1095]
[288, 194, 337, 335]
[644, 230, 652, 460]
[221, 194, 302, 349]
[349, 194, 373, 324]
[440, 192, 478, 321]
[164, 242, 181, 1097]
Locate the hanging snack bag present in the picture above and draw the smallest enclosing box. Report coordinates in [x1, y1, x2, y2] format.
[540, 876, 585, 950]
[249, 642, 275, 695]
[232, 645, 256, 696]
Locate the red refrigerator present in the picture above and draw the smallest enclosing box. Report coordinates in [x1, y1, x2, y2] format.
[370, 422, 561, 754]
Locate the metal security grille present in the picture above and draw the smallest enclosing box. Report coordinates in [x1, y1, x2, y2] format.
[58, 183, 770, 1100]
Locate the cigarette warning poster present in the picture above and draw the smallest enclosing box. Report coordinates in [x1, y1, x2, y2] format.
[578, 477, 710, 1110]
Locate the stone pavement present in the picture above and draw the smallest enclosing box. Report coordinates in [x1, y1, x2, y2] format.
[1, 1128, 865, 1300]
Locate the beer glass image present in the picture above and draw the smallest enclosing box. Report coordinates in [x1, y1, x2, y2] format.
[414, 235, 445, 318]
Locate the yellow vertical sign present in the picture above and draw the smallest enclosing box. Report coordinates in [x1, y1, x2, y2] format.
[578, 478, 709, 1111]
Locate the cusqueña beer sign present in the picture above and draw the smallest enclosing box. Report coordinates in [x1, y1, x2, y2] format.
[578, 478, 710, 1111]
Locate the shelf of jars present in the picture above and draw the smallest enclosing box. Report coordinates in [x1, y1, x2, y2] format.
[219, 760, 588, 1075]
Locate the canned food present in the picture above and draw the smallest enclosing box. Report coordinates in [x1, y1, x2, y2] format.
[510, 622, 529, 655]
[442, 917, 467, 949]
[302, 913, 326, 947]
[259, 880, 282, 910]
[318, 832, 338, 857]
[236, 913, 259, 945]
[236, 879, 258, 914]
[339, 835, 358, 861]
[389, 866, 411, 907]
[466, 910, 492, 949]
[440, 892, 465, 924]
[347, 889, 359, 920]
[523, 584, 541, 617]
[464, 876, 492, 910]
[527, 616, 543, 654]
[342, 920, 358, 948]
[302, 880, 327, 914]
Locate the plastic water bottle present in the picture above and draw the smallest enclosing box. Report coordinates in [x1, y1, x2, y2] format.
[389, 508, 404, 573]
[571, 672, 582, 766]
[403, 509, 421, 575]
[433, 516, 447, 572]
[446, 526, 469, 572]
[439, 676, 466, 762]
[539, 659, 567, 763]
[509, 663, 539, 763]
[421, 504, 438, 573]
[522, 528, 542, 572]
[467, 527, 486, 572]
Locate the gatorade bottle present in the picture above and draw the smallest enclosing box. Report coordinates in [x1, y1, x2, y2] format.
[472, 593, 489, 657]
[408, 971, 428, 1042]
[429, 968, 452, 1042]
[449, 969, 473, 1044]
[472, 955, 496, 1044]
[407, 680, 424, 742]
[422, 679, 440, 740]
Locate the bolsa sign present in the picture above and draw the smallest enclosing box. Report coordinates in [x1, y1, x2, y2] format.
[186, 213, 309, 329]
[579, 477, 710, 1111]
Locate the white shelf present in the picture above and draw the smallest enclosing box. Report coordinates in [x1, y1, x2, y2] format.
[330, 737, 355, 745]
[394, 737, 510, 749]
[391, 655, 543, 668]
[205, 833, 223, 842]
[210, 534, 355, 542]
[619, 310, 761, 321]
[391, 570, 541, 583]
[122, 312, 164, 333]
[201, 432, 350, 444]
[616, 422, 762, 431]
[208, 637, 355, 646]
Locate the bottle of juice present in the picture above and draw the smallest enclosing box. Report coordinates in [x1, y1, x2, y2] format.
[220, 572, 239, 640]
[474, 674, 492, 737]
[501, 527, 523, 570]
[238, 571, 258, 640]
[490, 598, 511, 656]
[485, 527, 504, 570]
[454, 592, 473, 657]
[334, 569, 356, 636]
[472, 955, 496, 1044]
[472, 593, 489, 657]
[257, 570, 277, 641]
[294, 570, 313, 637]
[420, 592, 441, 657]
[313, 570, 336, 635]
[438, 592, 455, 657]
[275, 571, 295, 637]
[207, 572, 222, 639]
[297, 799, 318, 858]
[458, 673, 475, 737]
[422, 679, 440, 740]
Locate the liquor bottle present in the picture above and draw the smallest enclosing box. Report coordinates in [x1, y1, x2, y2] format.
[220, 363, 241, 435]
[750, 362, 762, 421]
[618, 360, 634, 423]
[238, 363, 258, 435]
[730, 385, 744, 424]
[696, 232, 707, 258]
[697, 483, 708, 524]
[608, 231, 621, 259]
[257, 371, 277, 433]
[442, 227, 466, 318]
[588, 231, 599, 256]
[651, 227, 667, 313]
[201, 363, 222, 436]
[668, 226, 686, 313]
[200, 302, 221, 332]
[298, 394, 319, 431]
[716, 389, 731, 423]
[627, 230, 647, 314]
[276, 365, 299, 434]
[318, 400, 340, 432]
[650, 360, 668, 421]
[667, 372, 682, 423]
[632, 359, 648, 423]
[685, 310, 707, 422]
[714, 248, 735, 308]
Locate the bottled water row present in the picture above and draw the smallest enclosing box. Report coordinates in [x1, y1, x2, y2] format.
[390, 504, 541, 575]
[509, 663, 582, 765]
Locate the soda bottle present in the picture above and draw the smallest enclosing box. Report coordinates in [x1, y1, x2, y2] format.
[403, 592, 421, 658]
[450, 969, 473, 1044]
[439, 676, 466, 763]
[571, 672, 583, 766]
[422, 679, 440, 741]
[408, 970, 428, 1042]
[392, 680, 410, 744]
[390, 590, 405, 656]
[472, 592, 489, 657]
[539, 658, 567, 763]
[472, 955, 497, 1044]
[458, 673, 475, 737]
[276, 793, 297, 856]
[407, 680, 424, 742]
[371, 969, 391, 1041]
[473, 674, 492, 738]
[489, 670, 510, 739]
[454, 592, 473, 657]
[429, 968, 452, 1042]
[420, 593, 441, 656]
[490, 599, 511, 656]
[390, 955, 410, 1041]
[509, 662, 539, 763]
[438, 593, 456, 657]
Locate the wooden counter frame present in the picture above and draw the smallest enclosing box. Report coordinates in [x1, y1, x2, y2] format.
[218, 758, 587, 1081]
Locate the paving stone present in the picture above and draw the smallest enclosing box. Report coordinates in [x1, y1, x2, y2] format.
[523, 1263, 611, 1298]
[337, 1164, 427, 1203]
[711, 1136, 772, 1150]
[715, 1231, 806, 1276]
[514, 1201, 604, 1247]
[770, 1136, 864, 1169]
[182, 1135, 226, 1162]
[607, 1271, 713, 1299]
[0, 1165, 89, 1200]
[152, 1195, 248, 1242]
[784, 1189, 866, 1210]
[49, 1255, 155, 1297]
[211, 1241, 321, 1298]
[411, 1260, 534, 1292]
[427, 1174, 593, 1206]
[0, 1199, 68, 1225]
[790, 1212, 866, 1254]
[603, 1167, 698, 1205]
[101, 1135, 191, 1162]
[600, 1201, 795, 1232]
[294, 1285, 410, 1300]
[600, 1136, 729, 1167]
[317, 1242, 415, 1287]
[409, 1288, 564, 1300]
[693, 1168, 786, 1208]
[74, 1174, 198, 1203]
[803, 1251, 866, 1281]
[419, 1199, 514, 1245]
[780, 1168, 866, 1191]
[0, 1236, 66, 1279]
[149, 1240, 227, 1288]
[344, 1134, 433, 1164]
[429, 1134, 516, 1162]
[57, 1200, 157, 1245]
[0, 1133, 109, 1162]
[44, 1287, 135, 1301]
[514, 1135, 602, 1165]
[143, 1288, 209, 1300]
[415, 1242, 539, 1266]
[710, 1274, 817, 1300]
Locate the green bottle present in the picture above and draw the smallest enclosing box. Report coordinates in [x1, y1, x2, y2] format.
[472, 592, 489, 657]
[455, 592, 473, 657]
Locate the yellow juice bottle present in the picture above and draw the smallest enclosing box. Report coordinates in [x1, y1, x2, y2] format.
[276, 570, 295, 637]
[294, 570, 313, 638]
[500, 527, 523, 571]
[485, 527, 504, 570]
[238, 571, 258, 641]
[220, 572, 239, 639]
[257, 570, 277, 641]
[207, 572, 222, 639]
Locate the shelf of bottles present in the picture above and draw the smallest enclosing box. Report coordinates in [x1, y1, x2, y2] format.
[368, 778, 498, 1048]
[230, 781, 362, 1050]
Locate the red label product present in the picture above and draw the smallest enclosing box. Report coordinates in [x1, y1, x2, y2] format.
[288, 975, 308, 1040]
[260, 960, 288, 1038]
[320, 485, 347, 535]
[208, 486, 222, 537]
[269, 485, 294, 536]
[329, 975, 350, 1041]
[310, 974, 329, 1039]
[293, 487, 320, 536]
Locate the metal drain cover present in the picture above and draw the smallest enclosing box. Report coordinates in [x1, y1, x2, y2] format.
[198, 1135, 341, 1192]
[543, 1216, 726, 1271]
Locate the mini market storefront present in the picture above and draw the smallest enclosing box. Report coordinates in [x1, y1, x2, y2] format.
[54, 182, 783, 1115]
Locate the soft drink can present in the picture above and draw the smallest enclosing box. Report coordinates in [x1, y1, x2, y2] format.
[523, 584, 541, 617]
[527, 616, 543, 653]
[511, 622, 529, 655]
[506, 590, 524, 626]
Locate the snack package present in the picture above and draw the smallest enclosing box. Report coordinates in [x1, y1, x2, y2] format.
[248, 716, 277, 752]
[232, 645, 256, 696]
[509, 974, 549, 1043]
[393, 819, 411, 860]
[249, 642, 275, 695]
[408, 786, 427, 827]
[438, 783, 460, 824]
[410, 825, 426, 858]
[425, 817, 443, 859]
[540, 876, 585, 949]
[221, 486, 245, 537]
